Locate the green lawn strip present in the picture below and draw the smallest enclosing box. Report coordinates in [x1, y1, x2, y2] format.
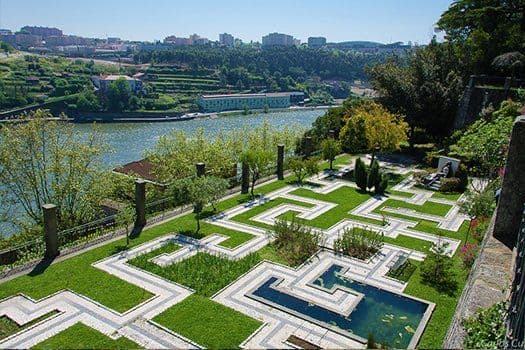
[432, 191, 463, 201]
[153, 295, 261, 349]
[0, 175, 295, 313]
[33, 322, 139, 349]
[288, 186, 383, 229]
[401, 223, 478, 348]
[1, 311, 58, 341]
[376, 198, 453, 217]
[129, 242, 180, 263]
[386, 189, 414, 198]
[380, 210, 470, 241]
[405, 257, 470, 348]
[383, 235, 433, 254]
[230, 197, 315, 230]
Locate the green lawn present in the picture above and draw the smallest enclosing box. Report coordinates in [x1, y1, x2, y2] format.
[153, 295, 262, 349]
[34, 323, 139, 349]
[1, 311, 58, 341]
[377, 198, 453, 217]
[432, 191, 464, 201]
[0, 177, 293, 313]
[0, 158, 474, 349]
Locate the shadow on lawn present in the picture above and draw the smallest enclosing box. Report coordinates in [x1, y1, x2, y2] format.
[28, 256, 57, 276]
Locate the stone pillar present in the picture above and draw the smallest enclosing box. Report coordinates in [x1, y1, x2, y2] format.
[42, 204, 59, 259]
[241, 162, 249, 194]
[304, 136, 313, 158]
[277, 144, 284, 180]
[196, 162, 206, 177]
[494, 116, 525, 248]
[135, 179, 146, 227]
[328, 129, 335, 139]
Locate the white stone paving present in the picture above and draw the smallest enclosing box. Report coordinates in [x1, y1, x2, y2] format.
[0, 162, 466, 349]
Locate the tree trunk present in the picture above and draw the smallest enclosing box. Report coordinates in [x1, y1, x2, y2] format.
[370, 151, 376, 166]
[196, 216, 201, 233]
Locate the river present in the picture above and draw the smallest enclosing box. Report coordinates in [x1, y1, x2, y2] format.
[75, 109, 325, 167]
[1, 109, 326, 237]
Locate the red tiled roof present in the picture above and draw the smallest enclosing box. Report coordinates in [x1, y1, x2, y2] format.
[113, 158, 156, 181]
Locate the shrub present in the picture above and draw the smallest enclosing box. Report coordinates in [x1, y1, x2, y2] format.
[413, 170, 430, 186]
[439, 177, 461, 192]
[420, 241, 458, 295]
[367, 160, 379, 190]
[459, 243, 478, 268]
[269, 218, 323, 266]
[355, 158, 368, 191]
[455, 163, 469, 192]
[374, 173, 389, 194]
[463, 301, 507, 349]
[333, 226, 384, 260]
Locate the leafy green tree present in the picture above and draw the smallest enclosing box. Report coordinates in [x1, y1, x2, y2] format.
[288, 157, 319, 185]
[128, 95, 142, 111]
[174, 175, 227, 233]
[321, 138, 341, 170]
[240, 149, 273, 198]
[437, 0, 525, 75]
[116, 205, 135, 246]
[107, 77, 132, 111]
[0, 110, 108, 229]
[76, 87, 101, 112]
[420, 240, 458, 295]
[339, 101, 408, 162]
[354, 158, 368, 191]
[367, 40, 465, 139]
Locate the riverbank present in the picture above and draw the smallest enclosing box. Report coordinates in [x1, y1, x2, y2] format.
[0, 105, 334, 124]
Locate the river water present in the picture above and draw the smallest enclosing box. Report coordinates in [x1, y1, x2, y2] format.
[1, 109, 326, 237]
[76, 109, 325, 167]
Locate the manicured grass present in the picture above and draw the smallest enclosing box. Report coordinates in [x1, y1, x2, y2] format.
[432, 191, 463, 201]
[377, 198, 453, 217]
[0, 175, 294, 313]
[1, 311, 58, 341]
[34, 323, 139, 349]
[154, 295, 262, 349]
[405, 256, 471, 348]
[288, 186, 382, 228]
[231, 197, 315, 230]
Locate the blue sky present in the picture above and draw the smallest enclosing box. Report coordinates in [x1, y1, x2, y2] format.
[0, 0, 453, 44]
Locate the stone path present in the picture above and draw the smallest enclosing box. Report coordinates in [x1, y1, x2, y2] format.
[0, 163, 466, 349]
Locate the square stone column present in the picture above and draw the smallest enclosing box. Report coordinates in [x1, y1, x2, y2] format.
[135, 179, 147, 227]
[241, 162, 249, 194]
[277, 144, 284, 180]
[494, 115, 525, 248]
[42, 204, 60, 259]
[196, 162, 206, 177]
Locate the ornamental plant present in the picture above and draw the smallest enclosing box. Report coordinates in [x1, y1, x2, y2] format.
[459, 243, 478, 268]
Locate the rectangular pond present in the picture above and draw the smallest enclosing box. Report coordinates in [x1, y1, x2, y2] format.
[248, 264, 431, 348]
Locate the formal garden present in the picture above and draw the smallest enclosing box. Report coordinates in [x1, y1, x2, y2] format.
[0, 138, 491, 349]
[0, 39, 523, 348]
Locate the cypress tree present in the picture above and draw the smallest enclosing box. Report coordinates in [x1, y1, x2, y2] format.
[355, 158, 368, 191]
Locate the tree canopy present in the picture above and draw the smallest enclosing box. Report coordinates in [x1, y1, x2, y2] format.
[0, 110, 108, 229]
[436, 0, 525, 75]
[339, 101, 409, 155]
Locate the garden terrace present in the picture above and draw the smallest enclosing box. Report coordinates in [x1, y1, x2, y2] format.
[0, 155, 476, 349]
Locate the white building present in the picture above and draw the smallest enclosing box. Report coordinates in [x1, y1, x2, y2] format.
[91, 75, 144, 94]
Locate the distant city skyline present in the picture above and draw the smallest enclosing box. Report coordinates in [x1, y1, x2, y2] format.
[0, 0, 453, 44]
